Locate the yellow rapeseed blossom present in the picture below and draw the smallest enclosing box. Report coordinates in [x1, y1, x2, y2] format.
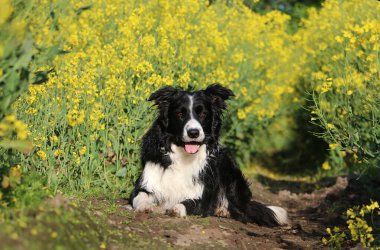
[51, 232, 58, 238]
[53, 149, 64, 157]
[237, 110, 247, 120]
[50, 135, 59, 144]
[14, 120, 28, 140]
[9, 165, 21, 184]
[79, 146, 87, 156]
[0, 0, 13, 25]
[36, 150, 47, 161]
[0, 122, 9, 137]
[67, 109, 85, 127]
[4, 114, 16, 123]
[1, 176, 10, 189]
[322, 161, 331, 171]
[326, 123, 335, 129]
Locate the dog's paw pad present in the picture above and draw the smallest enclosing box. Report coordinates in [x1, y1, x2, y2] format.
[166, 204, 187, 217]
[215, 207, 230, 218]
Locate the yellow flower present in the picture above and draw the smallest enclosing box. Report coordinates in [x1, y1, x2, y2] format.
[322, 161, 331, 171]
[51, 232, 57, 238]
[37, 150, 47, 161]
[67, 109, 85, 127]
[322, 237, 328, 245]
[14, 120, 29, 140]
[347, 90, 353, 95]
[237, 110, 247, 120]
[79, 146, 87, 156]
[50, 135, 59, 144]
[326, 123, 334, 129]
[335, 36, 343, 43]
[10, 165, 22, 184]
[99, 243, 106, 249]
[347, 208, 356, 218]
[4, 114, 17, 124]
[319, 81, 332, 93]
[329, 143, 338, 150]
[1, 176, 10, 189]
[0, 0, 13, 25]
[366, 201, 379, 211]
[53, 149, 64, 157]
[0, 122, 9, 137]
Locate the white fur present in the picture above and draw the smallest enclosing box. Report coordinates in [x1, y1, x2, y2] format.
[267, 206, 289, 225]
[139, 144, 207, 209]
[215, 191, 230, 217]
[183, 95, 205, 143]
[172, 203, 187, 217]
[218, 191, 229, 210]
[133, 192, 155, 211]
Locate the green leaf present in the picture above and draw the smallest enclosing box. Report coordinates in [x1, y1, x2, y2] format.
[116, 167, 127, 177]
[14, 33, 34, 69]
[0, 95, 12, 114]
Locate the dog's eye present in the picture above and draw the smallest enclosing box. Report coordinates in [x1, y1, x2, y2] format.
[176, 111, 185, 119]
[199, 111, 207, 119]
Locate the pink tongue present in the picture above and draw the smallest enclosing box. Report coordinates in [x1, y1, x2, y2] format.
[184, 144, 200, 154]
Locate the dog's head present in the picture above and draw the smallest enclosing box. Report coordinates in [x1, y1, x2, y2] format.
[148, 84, 234, 154]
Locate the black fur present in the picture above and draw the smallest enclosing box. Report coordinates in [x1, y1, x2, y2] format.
[130, 84, 285, 227]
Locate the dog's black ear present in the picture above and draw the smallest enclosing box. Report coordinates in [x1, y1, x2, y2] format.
[205, 83, 234, 108]
[148, 86, 179, 128]
[148, 86, 178, 105]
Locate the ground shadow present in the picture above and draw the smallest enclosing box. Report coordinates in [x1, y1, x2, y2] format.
[256, 174, 337, 194]
[256, 103, 329, 176]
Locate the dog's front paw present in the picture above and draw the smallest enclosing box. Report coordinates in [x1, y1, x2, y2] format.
[166, 204, 187, 217]
[215, 207, 230, 218]
[133, 192, 155, 213]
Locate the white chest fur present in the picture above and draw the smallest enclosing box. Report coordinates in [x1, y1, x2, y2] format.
[141, 144, 207, 209]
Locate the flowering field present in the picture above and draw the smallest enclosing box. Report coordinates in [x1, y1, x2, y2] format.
[1, 0, 380, 248]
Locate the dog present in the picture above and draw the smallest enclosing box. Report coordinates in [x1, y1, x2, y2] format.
[129, 84, 288, 227]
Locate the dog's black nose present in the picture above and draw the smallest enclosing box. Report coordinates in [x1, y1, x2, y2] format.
[187, 129, 200, 138]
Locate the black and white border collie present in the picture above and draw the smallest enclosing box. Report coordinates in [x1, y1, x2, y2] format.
[129, 84, 288, 227]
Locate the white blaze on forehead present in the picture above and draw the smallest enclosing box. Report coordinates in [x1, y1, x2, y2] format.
[183, 95, 205, 143]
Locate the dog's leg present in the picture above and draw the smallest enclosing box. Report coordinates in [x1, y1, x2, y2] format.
[214, 191, 230, 218]
[132, 192, 155, 212]
[182, 199, 201, 215]
[166, 199, 202, 217]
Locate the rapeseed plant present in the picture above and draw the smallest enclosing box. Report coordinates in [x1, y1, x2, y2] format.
[323, 201, 380, 248]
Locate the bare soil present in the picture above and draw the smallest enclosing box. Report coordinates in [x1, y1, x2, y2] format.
[90, 176, 351, 250]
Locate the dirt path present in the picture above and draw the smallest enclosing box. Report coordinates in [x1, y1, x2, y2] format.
[90, 177, 349, 249]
